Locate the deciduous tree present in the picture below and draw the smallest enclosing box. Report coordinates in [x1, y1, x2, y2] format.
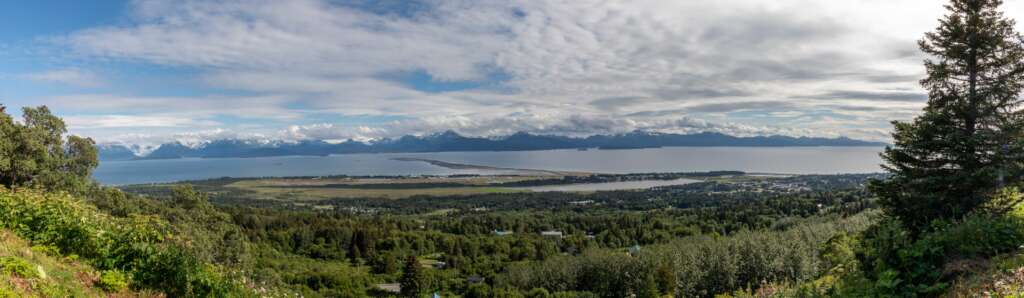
[0, 106, 98, 192]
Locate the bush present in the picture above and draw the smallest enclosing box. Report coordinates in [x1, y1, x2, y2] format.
[0, 256, 36, 278]
[134, 246, 239, 297]
[96, 270, 129, 292]
[858, 214, 1024, 297]
[0, 188, 247, 297]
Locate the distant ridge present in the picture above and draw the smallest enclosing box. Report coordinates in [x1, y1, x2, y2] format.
[97, 131, 887, 161]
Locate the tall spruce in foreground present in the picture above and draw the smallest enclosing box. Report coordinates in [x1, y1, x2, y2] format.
[871, 0, 1024, 233]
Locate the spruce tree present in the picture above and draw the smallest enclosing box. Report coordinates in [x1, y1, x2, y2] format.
[400, 255, 425, 298]
[871, 0, 1024, 232]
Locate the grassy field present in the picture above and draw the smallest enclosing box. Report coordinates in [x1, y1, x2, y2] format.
[222, 176, 541, 200]
[121, 172, 764, 203]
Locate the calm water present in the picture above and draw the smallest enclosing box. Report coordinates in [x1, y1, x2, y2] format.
[94, 147, 885, 185]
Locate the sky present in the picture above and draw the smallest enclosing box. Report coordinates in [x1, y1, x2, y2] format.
[1, 0, 1023, 147]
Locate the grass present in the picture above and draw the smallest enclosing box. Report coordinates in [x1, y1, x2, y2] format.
[128, 173, 768, 202]
[944, 249, 1024, 297]
[225, 177, 533, 200]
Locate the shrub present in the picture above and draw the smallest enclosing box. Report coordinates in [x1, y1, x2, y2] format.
[0, 188, 248, 297]
[526, 287, 552, 298]
[96, 270, 129, 292]
[0, 256, 36, 278]
[858, 214, 1024, 297]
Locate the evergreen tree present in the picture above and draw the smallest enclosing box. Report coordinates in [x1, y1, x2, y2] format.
[871, 0, 1024, 232]
[636, 271, 660, 298]
[400, 255, 425, 298]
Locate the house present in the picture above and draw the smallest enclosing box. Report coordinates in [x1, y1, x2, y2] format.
[540, 230, 563, 238]
[375, 283, 401, 294]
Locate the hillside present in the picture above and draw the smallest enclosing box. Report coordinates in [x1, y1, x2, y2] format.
[0, 229, 155, 297]
[0, 188, 253, 297]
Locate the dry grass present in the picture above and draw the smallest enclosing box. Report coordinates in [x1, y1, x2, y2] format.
[946, 252, 1024, 297]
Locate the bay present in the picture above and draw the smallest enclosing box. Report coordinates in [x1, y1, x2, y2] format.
[94, 146, 885, 185]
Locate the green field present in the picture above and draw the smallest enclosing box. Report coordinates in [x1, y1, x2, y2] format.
[222, 176, 541, 200]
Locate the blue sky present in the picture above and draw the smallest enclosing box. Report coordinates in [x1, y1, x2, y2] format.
[1, 0, 1021, 147]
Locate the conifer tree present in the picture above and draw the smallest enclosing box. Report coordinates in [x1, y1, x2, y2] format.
[871, 0, 1024, 232]
[400, 255, 425, 298]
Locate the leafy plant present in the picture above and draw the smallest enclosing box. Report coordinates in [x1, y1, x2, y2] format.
[0, 256, 36, 278]
[96, 270, 129, 292]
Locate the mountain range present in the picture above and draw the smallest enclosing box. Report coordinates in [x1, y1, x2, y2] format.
[97, 131, 887, 161]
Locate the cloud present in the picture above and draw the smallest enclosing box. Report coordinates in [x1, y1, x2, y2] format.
[684, 101, 800, 113]
[279, 112, 821, 142]
[63, 114, 219, 129]
[37, 0, 1023, 145]
[63, 0, 513, 81]
[23, 69, 105, 87]
[41, 94, 300, 120]
[801, 90, 928, 102]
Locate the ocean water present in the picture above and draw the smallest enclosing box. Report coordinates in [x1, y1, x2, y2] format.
[94, 147, 885, 185]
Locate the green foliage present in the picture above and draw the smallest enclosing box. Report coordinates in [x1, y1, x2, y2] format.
[465, 283, 491, 298]
[0, 256, 36, 278]
[871, 0, 1024, 233]
[526, 287, 552, 298]
[161, 185, 250, 265]
[636, 271, 660, 298]
[0, 106, 98, 193]
[500, 214, 873, 297]
[0, 188, 249, 297]
[401, 255, 425, 297]
[96, 270, 129, 292]
[134, 245, 240, 297]
[858, 214, 1024, 297]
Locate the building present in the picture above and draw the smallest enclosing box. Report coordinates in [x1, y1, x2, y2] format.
[493, 229, 514, 236]
[375, 283, 401, 294]
[540, 230, 563, 238]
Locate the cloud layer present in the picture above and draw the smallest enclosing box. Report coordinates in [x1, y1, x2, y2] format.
[18, 0, 1023, 145]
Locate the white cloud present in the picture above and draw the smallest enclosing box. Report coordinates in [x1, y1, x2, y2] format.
[279, 112, 825, 142]
[40, 0, 1024, 145]
[23, 69, 105, 87]
[41, 94, 300, 120]
[63, 114, 219, 128]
